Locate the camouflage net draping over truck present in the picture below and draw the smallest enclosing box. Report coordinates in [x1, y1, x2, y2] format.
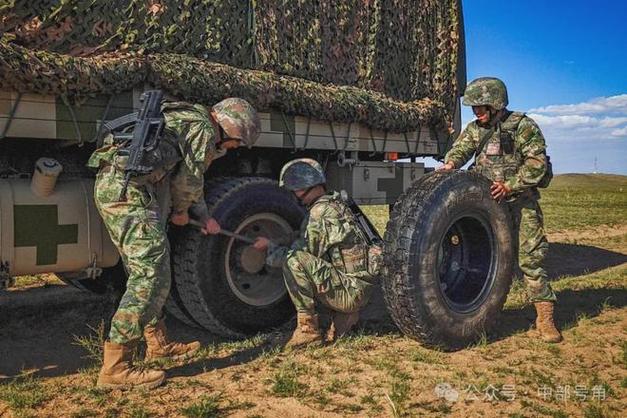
[0, 0, 465, 133]
[0, 2, 520, 351]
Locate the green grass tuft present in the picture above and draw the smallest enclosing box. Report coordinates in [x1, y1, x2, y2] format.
[127, 404, 153, 418]
[386, 370, 411, 417]
[410, 347, 445, 364]
[326, 377, 355, 396]
[583, 404, 609, 418]
[72, 321, 106, 364]
[180, 394, 224, 418]
[70, 407, 99, 418]
[269, 362, 308, 398]
[0, 374, 50, 412]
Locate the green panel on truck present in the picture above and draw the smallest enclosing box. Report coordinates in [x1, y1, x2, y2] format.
[14, 205, 79, 265]
[55, 91, 135, 141]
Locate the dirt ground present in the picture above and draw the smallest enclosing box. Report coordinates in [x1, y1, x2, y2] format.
[0, 226, 625, 417]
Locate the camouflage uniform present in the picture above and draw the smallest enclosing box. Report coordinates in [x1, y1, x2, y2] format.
[87, 102, 218, 344]
[274, 191, 378, 315]
[445, 109, 556, 303]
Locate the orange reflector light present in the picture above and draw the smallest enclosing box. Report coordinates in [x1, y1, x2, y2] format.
[385, 152, 399, 161]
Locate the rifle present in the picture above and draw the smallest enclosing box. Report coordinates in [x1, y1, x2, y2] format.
[104, 90, 165, 201]
[339, 190, 383, 246]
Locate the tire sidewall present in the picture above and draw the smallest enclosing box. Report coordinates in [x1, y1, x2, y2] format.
[386, 171, 514, 348]
[198, 180, 303, 333]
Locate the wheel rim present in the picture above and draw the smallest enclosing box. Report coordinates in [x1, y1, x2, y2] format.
[224, 213, 293, 307]
[436, 213, 496, 313]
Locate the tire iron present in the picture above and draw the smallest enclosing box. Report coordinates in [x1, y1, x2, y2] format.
[188, 219, 257, 245]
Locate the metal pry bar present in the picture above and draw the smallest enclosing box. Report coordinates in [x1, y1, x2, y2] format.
[187, 219, 258, 245]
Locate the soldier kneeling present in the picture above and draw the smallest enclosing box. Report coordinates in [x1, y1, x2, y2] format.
[254, 158, 382, 348]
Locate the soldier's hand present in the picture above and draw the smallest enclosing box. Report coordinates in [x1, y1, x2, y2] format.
[253, 237, 271, 251]
[437, 161, 455, 171]
[170, 211, 190, 226]
[370, 245, 382, 257]
[490, 181, 511, 201]
[202, 218, 221, 235]
[316, 283, 331, 294]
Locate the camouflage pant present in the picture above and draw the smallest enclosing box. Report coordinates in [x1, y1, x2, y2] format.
[508, 194, 556, 303]
[283, 250, 373, 314]
[94, 166, 172, 344]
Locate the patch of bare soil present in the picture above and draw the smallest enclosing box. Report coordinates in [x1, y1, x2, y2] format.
[0, 285, 112, 378]
[545, 225, 627, 281]
[548, 224, 627, 247]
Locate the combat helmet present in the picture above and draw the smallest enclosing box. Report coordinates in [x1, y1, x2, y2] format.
[462, 77, 509, 110]
[212, 98, 261, 148]
[279, 158, 326, 191]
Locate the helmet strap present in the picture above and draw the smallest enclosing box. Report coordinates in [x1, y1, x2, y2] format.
[487, 107, 505, 127]
[299, 185, 325, 207]
[300, 186, 315, 201]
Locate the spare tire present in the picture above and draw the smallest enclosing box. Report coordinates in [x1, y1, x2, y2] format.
[382, 170, 514, 349]
[169, 177, 304, 337]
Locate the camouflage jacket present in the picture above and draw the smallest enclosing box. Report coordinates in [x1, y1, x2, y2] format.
[87, 101, 220, 215]
[269, 191, 375, 280]
[445, 111, 548, 194]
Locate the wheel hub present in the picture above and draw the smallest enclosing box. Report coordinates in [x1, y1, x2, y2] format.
[224, 213, 293, 307]
[437, 214, 495, 314]
[239, 245, 266, 274]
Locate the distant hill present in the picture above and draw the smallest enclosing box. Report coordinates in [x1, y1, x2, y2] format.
[550, 173, 627, 190]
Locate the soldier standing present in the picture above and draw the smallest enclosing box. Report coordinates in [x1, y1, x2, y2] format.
[87, 97, 261, 388]
[439, 77, 562, 343]
[253, 158, 382, 348]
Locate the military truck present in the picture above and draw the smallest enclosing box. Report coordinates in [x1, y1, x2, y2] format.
[0, 0, 515, 349]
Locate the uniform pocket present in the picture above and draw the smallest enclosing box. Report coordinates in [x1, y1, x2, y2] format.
[95, 167, 154, 210]
[339, 244, 369, 274]
[367, 244, 383, 276]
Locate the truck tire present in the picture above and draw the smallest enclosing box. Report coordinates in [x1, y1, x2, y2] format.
[170, 177, 304, 337]
[164, 287, 200, 328]
[382, 170, 514, 349]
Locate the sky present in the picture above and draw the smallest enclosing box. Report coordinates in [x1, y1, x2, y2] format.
[449, 0, 627, 174]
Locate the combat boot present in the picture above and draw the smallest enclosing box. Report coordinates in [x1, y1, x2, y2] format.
[97, 341, 165, 389]
[326, 311, 360, 342]
[286, 312, 323, 348]
[144, 319, 201, 362]
[534, 302, 563, 343]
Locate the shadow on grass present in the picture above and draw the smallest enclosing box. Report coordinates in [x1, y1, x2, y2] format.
[1, 278, 624, 380]
[167, 301, 398, 379]
[491, 287, 627, 342]
[0, 283, 395, 381]
[546, 243, 627, 280]
[0, 301, 236, 381]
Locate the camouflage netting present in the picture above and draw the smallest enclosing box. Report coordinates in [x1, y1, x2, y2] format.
[0, 0, 464, 132]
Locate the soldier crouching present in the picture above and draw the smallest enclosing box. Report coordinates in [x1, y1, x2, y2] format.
[254, 158, 382, 348]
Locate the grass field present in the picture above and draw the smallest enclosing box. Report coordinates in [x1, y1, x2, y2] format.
[1, 174, 625, 417]
[540, 174, 627, 232]
[361, 173, 627, 236]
